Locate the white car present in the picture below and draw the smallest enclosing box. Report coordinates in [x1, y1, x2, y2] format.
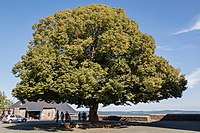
[2, 114, 27, 123]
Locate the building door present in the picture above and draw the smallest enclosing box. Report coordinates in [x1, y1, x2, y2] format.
[27, 110, 41, 120]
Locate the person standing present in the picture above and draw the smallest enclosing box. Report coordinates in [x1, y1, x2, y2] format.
[78, 112, 81, 121]
[65, 111, 71, 122]
[56, 110, 59, 123]
[60, 111, 64, 123]
[82, 112, 87, 121]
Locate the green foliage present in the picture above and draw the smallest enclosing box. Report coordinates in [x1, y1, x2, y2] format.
[12, 4, 187, 108]
[0, 91, 13, 109]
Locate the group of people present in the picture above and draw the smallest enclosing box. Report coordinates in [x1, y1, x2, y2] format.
[78, 111, 87, 121]
[56, 110, 89, 123]
[56, 110, 71, 123]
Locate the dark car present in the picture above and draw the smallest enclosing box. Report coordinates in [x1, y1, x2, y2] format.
[2, 114, 27, 123]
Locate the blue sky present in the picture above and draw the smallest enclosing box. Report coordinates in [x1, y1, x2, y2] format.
[0, 0, 200, 111]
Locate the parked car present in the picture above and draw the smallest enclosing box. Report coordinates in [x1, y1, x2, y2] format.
[2, 114, 27, 123]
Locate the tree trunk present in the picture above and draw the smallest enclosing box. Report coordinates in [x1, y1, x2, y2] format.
[89, 103, 99, 122]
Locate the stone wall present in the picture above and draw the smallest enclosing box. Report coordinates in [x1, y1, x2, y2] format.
[75, 114, 200, 122]
[121, 116, 150, 122]
[40, 109, 56, 120]
[148, 114, 166, 121]
[13, 108, 57, 120]
[71, 115, 150, 122]
[14, 108, 26, 117]
[102, 115, 150, 122]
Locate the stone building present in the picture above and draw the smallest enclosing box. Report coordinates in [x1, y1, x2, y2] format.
[11, 100, 76, 120]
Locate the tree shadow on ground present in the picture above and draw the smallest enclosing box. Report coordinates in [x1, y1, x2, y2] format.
[3, 121, 68, 132]
[5, 117, 200, 132]
[3, 120, 129, 132]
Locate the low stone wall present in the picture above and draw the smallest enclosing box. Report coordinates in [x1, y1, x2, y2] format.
[148, 114, 166, 121]
[120, 116, 150, 122]
[71, 115, 150, 122]
[71, 114, 200, 122]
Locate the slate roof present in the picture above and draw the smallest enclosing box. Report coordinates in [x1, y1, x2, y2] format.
[11, 100, 76, 114]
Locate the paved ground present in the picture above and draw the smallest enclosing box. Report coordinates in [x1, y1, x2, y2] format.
[1, 120, 200, 133]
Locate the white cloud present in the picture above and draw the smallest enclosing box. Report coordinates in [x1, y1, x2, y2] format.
[186, 68, 200, 88]
[173, 18, 200, 35]
[180, 44, 198, 50]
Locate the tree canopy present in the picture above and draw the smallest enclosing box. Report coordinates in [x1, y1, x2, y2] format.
[12, 4, 187, 121]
